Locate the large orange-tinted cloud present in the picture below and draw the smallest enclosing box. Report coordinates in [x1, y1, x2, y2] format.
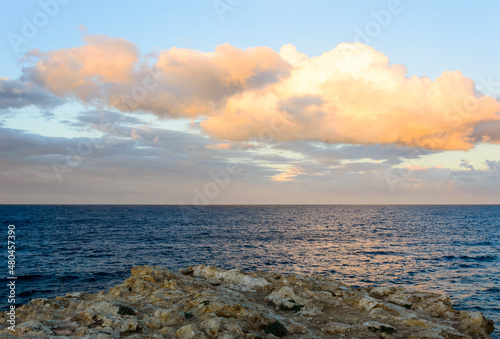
[23, 36, 500, 150]
[24, 35, 139, 100]
[23, 35, 291, 117]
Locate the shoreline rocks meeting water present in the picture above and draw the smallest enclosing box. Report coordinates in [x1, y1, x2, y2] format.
[0, 265, 495, 338]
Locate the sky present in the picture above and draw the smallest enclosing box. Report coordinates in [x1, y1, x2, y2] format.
[1, 0, 500, 204]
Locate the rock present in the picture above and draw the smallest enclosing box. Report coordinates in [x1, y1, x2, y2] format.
[64, 291, 85, 299]
[266, 286, 297, 309]
[119, 317, 138, 333]
[321, 321, 354, 334]
[87, 301, 119, 316]
[362, 320, 397, 334]
[175, 323, 206, 339]
[459, 310, 495, 334]
[15, 320, 53, 336]
[0, 265, 494, 338]
[190, 265, 270, 292]
[460, 310, 485, 326]
[154, 308, 183, 326]
[199, 316, 224, 336]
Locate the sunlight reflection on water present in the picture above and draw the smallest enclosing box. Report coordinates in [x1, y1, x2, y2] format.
[1, 204, 499, 329]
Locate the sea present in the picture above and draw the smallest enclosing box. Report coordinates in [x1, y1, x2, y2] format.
[1, 205, 499, 334]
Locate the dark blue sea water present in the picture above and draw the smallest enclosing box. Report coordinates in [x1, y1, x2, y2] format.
[0, 205, 499, 333]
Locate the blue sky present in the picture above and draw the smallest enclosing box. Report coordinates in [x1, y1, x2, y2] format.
[1, 1, 500, 204]
[3, 1, 499, 79]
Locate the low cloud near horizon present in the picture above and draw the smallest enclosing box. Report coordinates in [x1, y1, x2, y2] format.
[19, 35, 500, 152]
[2, 120, 500, 204]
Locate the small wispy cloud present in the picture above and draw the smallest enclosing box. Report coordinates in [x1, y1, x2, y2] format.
[460, 159, 475, 171]
[272, 167, 304, 182]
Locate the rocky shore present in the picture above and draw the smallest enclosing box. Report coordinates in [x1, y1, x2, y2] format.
[0, 265, 495, 338]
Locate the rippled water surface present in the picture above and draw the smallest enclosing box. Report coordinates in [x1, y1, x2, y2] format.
[1, 205, 499, 331]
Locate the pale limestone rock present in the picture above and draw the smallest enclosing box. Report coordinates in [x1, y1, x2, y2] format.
[191, 265, 270, 291]
[97, 325, 115, 334]
[405, 316, 433, 328]
[217, 333, 238, 339]
[266, 286, 297, 309]
[124, 335, 142, 339]
[297, 304, 323, 317]
[408, 328, 448, 339]
[73, 326, 92, 336]
[0, 264, 494, 338]
[64, 291, 85, 299]
[362, 320, 397, 333]
[93, 325, 120, 338]
[154, 308, 183, 326]
[358, 295, 382, 312]
[86, 301, 119, 316]
[142, 315, 162, 329]
[175, 323, 206, 339]
[321, 321, 354, 334]
[94, 334, 114, 339]
[158, 326, 176, 336]
[119, 317, 138, 333]
[460, 310, 484, 326]
[15, 320, 53, 336]
[199, 316, 224, 334]
[286, 320, 309, 335]
[101, 317, 120, 329]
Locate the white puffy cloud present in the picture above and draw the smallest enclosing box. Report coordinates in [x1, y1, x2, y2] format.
[21, 36, 500, 151]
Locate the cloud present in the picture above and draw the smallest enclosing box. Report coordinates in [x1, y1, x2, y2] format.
[271, 167, 304, 181]
[130, 129, 141, 140]
[273, 142, 431, 168]
[0, 78, 62, 109]
[460, 159, 474, 171]
[64, 110, 146, 129]
[21, 36, 500, 151]
[206, 142, 232, 150]
[206, 141, 259, 151]
[201, 43, 500, 150]
[486, 160, 500, 171]
[2, 121, 500, 204]
[0, 123, 280, 203]
[470, 119, 500, 143]
[24, 35, 291, 117]
[22, 35, 140, 100]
